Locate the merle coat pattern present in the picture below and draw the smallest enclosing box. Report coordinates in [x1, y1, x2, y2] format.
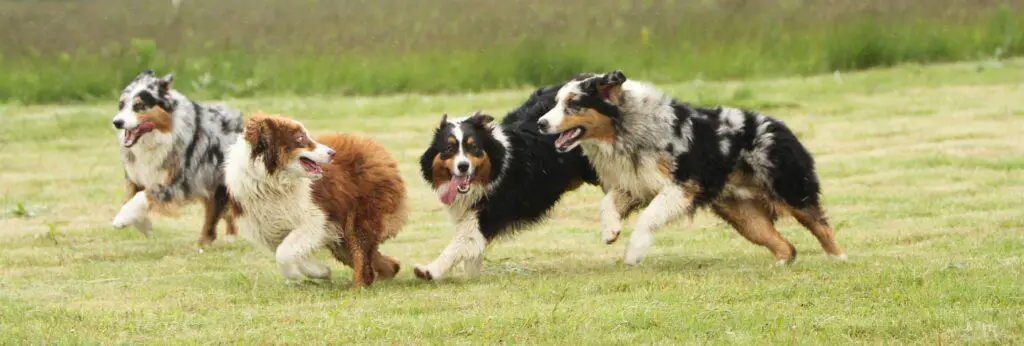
[537, 71, 846, 265]
[110, 70, 244, 246]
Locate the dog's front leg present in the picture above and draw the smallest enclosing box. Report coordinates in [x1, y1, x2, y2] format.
[623, 184, 693, 266]
[112, 191, 152, 236]
[600, 189, 638, 244]
[275, 217, 331, 281]
[414, 215, 486, 281]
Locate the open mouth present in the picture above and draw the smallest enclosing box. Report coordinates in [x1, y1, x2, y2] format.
[554, 126, 586, 153]
[121, 122, 156, 148]
[299, 157, 324, 177]
[439, 174, 473, 205]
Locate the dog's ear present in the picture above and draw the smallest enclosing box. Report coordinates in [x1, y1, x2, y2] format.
[597, 70, 627, 105]
[158, 74, 174, 91]
[244, 114, 280, 174]
[438, 113, 448, 129]
[467, 111, 496, 130]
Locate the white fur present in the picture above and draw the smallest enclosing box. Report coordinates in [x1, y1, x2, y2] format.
[600, 190, 624, 244]
[224, 136, 335, 281]
[624, 184, 691, 265]
[111, 191, 152, 235]
[716, 108, 745, 155]
[415, 212, 486, 280]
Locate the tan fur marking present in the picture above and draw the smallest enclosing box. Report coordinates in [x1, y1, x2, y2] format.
[787, 206, 845, 257]
[468, 152, 491, 186]
[124, 181, 143, 204]
[431, 154, 451, 188]
[556, 108, 616, 144]
[713, 198, 796, 263]
[137, 106, 174, 133]
[198, 196, 221, 247]
[658, 158, 673, 178]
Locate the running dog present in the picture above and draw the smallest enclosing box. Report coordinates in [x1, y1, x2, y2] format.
[414, 85, 599, 281]
[537, 71, 846, 265]
[110, 70, 244, 247]
[225, 113, 406, 288]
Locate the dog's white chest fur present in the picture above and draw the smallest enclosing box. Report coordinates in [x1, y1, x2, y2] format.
[121, 132, 175, 188]
[224, 141, 327, 250]
[584, 142, 671, 201]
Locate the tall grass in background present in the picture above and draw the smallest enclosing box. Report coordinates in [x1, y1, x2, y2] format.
[0, 0, 1021, 104]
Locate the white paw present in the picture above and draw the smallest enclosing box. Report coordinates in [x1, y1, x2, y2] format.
[602, 228, 621, 244]
[299, 260, 332, 280]
[278, 262, 305, 281]
[463, 257, 484, 277]
[113, 193, 149, 230]
[623, 230, 653, 266]
[133, 217, 153, 237]
[830, 253, 849, 261]
[623, 248, 647, 266]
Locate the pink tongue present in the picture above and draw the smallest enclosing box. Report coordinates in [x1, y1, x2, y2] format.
[439, 176, 470, 205]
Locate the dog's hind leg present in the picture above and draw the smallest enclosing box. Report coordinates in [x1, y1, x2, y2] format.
[342, 213, 377, 289]
[713, 198, 796, 265]
[372, 252, 401, 281]
[414, 215, 486, 281]
[198, 186, 230, 248]
[789, 205, 846, 260]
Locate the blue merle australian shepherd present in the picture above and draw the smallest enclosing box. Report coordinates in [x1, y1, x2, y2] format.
[110, 70, 244, 247]
[537, 71, 846, 266]
[414, 86, 599, 281]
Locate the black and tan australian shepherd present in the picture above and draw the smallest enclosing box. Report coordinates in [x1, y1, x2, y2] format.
[537, 71, 846, 266]
[224, 113, 407, 288]
[414, 86, 599, 281]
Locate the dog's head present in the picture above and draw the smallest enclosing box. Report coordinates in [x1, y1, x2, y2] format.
[242, 113, 335, 179]
[537, 70, 627, 152]
[113, 70, 178, 148]
[420, 112, 502, 205]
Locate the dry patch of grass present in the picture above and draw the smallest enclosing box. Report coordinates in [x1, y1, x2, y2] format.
[1, 60, 1023, 343]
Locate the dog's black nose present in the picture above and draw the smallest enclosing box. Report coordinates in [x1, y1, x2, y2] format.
[457, 162, 470, 173]
[537, 119, 549, 132]
[112, 119, 125, 129]
[326, 149, 336, 158]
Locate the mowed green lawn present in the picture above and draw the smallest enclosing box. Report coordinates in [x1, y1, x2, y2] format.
[1, 60, 1023, 344]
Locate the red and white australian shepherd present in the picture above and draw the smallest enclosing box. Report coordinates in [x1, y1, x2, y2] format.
[224, 113, 407, 288]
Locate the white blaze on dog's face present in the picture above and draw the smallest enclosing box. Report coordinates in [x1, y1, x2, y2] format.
[428, 112, 496, 205]
[243, 114, 335, 179]
[537, 70, 627, 153]
[113, 70, 176, 148]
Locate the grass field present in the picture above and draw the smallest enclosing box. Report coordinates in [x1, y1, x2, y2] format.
[1, 60, 1023, 344]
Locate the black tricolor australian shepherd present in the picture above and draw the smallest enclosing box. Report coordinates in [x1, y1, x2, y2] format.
[414, 86, 599, 281]
[537, 71, 846, 265]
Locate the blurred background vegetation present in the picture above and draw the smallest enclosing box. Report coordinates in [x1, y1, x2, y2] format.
[1, 0, 1021, 104]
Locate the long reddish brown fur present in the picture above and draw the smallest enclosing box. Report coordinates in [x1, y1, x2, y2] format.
[311, 133, 407, 287]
